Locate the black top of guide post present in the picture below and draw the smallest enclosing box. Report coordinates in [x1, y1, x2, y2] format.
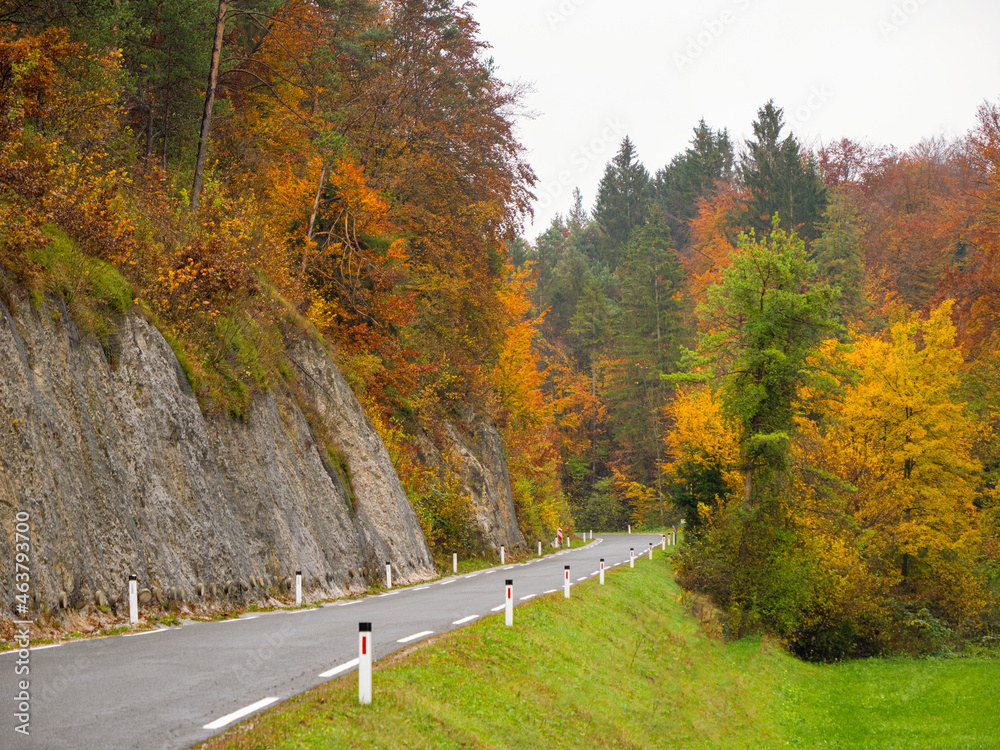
[565, 565, 570, 569]
[506, 579, 513, 585]
[129, 574, 136, 581]
[296, 570, 301, 576]
[359, 622, 372, 632]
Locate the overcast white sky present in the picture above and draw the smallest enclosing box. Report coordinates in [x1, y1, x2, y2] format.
[471, 0, 1000, 239]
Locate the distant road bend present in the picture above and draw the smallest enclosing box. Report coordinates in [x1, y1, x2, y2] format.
[1, 533, 665, 749]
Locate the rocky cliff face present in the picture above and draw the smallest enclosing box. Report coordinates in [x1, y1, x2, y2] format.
[0, 297, 434, 615]
[417, 412, 525, 552]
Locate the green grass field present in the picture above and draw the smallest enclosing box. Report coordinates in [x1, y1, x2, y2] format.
[200, 553, 1000, 749]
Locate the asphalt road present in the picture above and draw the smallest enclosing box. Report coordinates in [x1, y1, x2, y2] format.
[0, 532, 667, 749]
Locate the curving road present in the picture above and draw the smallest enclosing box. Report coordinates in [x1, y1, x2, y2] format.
[0, 533, 667, 749]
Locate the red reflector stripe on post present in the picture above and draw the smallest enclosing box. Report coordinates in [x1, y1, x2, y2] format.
[362, 636, 367, 655]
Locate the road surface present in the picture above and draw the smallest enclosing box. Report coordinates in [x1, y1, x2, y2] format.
[1, 533, 666, 749]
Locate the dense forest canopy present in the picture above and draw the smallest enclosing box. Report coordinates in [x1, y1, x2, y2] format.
[530, 100, 1000, 659]
[2, 0, 999, 658]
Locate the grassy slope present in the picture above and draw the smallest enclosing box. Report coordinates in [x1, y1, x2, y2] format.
[200, 554, 999, 750]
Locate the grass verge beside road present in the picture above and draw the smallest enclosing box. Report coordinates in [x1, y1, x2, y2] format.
[199, 554, 1000, 749]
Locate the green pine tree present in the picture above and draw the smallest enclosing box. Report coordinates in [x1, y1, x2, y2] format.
[739, 101, 827, 241]
[697, 218, 838, 505]
[810, 187, 867, 323]
[605, 209, 687, 509]
[593, 136, 652, 270]
[654, 119, 734, 253]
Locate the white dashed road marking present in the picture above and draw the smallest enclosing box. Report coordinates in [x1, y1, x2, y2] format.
[397, 630, 434, 644]
[203, 697, 280, 730]
[319, 658, 359, 678]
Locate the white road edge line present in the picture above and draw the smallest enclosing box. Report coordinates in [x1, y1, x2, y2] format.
[414, 586, 431, 591]
[221, 616, 258, 623]
[452, 615, 479, 625]
[319, 658, 359, 678]
[490, 604, 506, 612]
[203, 696, 280, 730]
[290, 609, 318, 614]
[397, 630, 434, 643]
[577, 576, 588, 581]
[439, 579, 455, 585]
[519, 594, 535, 601]
[123, 628, 169, 638]
[543, 589, 557, 594]
[380, 591, 399, 597]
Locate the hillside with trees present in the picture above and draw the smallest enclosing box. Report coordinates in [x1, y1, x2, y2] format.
[2, 1, 999, 658]
[0, 0, 568, 557]
[529, 101, 1000, 659]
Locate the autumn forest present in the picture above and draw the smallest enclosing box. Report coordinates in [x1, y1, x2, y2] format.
[2, 0, 1000, 660]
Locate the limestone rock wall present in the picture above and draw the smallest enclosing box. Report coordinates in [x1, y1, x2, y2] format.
[417, 412, 526, 552]
[0, 297, 434, 615]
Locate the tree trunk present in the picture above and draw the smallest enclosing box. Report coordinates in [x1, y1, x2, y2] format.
[300, 164, 328, 280]
[191, 0, 227, 211]
[145, 98, 154, 168]
[161, 51, 173, 171]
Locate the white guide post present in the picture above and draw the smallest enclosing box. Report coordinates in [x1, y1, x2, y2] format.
[453, 553, 458, 574]
[630, 548, 634, 568]
[538, 540, 542, 556]
[564, 565, 571, 598]
[628, 524, 631, 534]
[295, 570, 302, 606]
[385, 561, 392, 590]
[662, 534, 666, 551]
[505, 579, 513, 627]
[500, 546, 505, 565]
[128, 574, 138, 624]
[599, 558, 605, 585]
[359, 622, 372, 705]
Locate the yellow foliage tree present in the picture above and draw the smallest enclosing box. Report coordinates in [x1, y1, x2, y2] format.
[659, 385, 742, 527]
[488, 263, 567, 539]
[793, 301, 985, 626]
